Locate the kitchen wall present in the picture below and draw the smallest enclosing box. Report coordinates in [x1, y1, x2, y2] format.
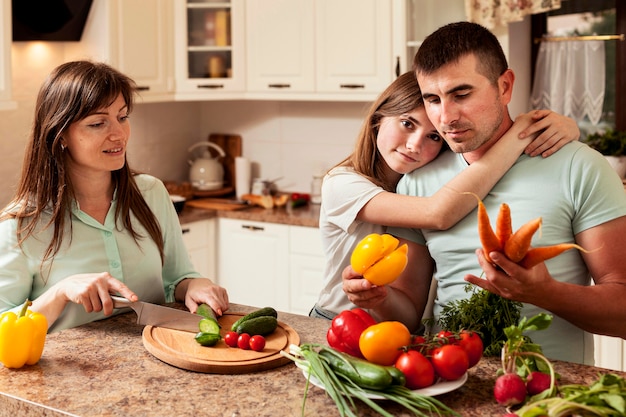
[0, 20, 531, 207]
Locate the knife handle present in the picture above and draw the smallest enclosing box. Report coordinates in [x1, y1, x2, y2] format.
[111, 295, 132, 309]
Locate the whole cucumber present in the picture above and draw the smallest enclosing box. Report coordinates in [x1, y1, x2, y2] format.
[319, 349, 394, 390]
[234, 316, 278, 336]
[230, 307, 278, 332]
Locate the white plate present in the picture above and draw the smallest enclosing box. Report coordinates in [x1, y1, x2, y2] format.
[296, 362, 467, 399]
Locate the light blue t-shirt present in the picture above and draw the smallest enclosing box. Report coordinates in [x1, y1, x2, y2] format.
[389, 142, 626, 364]
[0, 174, 200, 332]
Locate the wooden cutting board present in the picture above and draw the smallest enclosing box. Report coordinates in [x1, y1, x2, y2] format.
[186, 197, 249, 211]
[142, 313, 300, 374]
[208, 133, 242, 190]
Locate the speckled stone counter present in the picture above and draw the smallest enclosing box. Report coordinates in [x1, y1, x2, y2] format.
[178, 203, 320, 228]
[0, 304, 624, 417]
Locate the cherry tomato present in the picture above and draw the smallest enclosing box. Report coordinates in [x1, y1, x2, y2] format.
[457, 330, 483, 368]
[224, 331, 239, 348]
[395, 350, 435, 389]
[430, 344, 469, 381]
[237, 333, 251, 350]
[359, 321, 412, 366]
[249, 335, 266, 352]
[436, 330, 457, 344]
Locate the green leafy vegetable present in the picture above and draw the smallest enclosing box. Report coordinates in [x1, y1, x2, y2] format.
[433, 284, 522, 357]
[515, 373, 626, 416]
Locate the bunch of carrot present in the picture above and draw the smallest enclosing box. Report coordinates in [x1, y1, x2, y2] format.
[471, 194, 590, 268]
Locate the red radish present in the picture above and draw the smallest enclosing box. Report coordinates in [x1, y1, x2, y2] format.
[526, 371, 552, 396]
[494, 373, 527, 406]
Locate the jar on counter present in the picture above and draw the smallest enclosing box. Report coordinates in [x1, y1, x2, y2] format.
[310, 175, 322, 204]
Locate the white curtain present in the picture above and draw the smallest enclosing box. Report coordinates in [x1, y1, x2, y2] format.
[530, 40, 606, 125]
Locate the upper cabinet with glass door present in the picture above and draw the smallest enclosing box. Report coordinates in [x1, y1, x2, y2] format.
[398, 0, 466, 74]
[174, 0, 245, 98]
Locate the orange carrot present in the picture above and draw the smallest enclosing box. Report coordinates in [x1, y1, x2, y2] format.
[503, 217, 542, 262]
[496, 203, 512, 248]
[476, 198, 501, 263]
[519, 243, 591, 268]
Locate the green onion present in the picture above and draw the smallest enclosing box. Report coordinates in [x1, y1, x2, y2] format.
[281, 344, 459, 417]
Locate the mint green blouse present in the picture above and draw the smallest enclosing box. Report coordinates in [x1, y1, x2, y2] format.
[0, 174, 201, 332]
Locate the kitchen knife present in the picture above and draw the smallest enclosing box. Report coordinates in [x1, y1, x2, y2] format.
[112, 296, 203, 333]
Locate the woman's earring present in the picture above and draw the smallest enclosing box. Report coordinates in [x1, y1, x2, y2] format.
[61, 144, 66, 151]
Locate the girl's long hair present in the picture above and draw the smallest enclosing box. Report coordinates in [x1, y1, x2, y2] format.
[336, 71, 425, 192]
[2, 60, 164, 270]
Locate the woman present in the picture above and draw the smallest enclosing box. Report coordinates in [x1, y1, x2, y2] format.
[0, 61, 229, 332]
[312, 71, 579, 320]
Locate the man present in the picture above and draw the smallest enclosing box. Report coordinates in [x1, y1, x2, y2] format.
[342, 22, 626, 364]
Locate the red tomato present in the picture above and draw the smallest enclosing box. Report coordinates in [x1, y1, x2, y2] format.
[224, 331, 239, 348]
[237, 333, 251, 350]
[430, 344, 469, 381]
[395, 350, 435, 389]
[457, 330, 483, 368]
[436, 330, 458, 344]
[249, 335, 266, 352]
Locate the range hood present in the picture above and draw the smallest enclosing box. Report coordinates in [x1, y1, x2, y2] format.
[12, 0, 93, 42]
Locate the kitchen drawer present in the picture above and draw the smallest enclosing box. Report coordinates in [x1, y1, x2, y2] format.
[289, 226, 324, 257]
[181, 220, 212, 250]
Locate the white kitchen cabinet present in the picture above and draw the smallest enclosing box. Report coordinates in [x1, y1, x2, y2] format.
[288, 226, 325, 316]
[245, 0, 394, 99]
[594, 334, 626, 371]
[0, 0, 15, 111]
[64, 0, 175, 102]
[245, 0, 315, 94]
[217, 218, 290, 311]
[181, 219, 217, 280]
[174, 0, 245, 98]
[315, 0, 393, 95]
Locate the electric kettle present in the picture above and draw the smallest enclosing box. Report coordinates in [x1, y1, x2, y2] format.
[187, 142, 226, 191]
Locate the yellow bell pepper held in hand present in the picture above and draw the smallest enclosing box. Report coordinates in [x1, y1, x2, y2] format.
[350, 233, 408, 286]
[0, 299, 48, 369]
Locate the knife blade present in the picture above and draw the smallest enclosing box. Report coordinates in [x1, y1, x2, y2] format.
[112, 296, 203, 333]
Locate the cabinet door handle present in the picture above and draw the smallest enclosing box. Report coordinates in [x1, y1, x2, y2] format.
[181, 228, 191, 234]
[242, 225, 264, 231]
[198, 84, 225, 89]
[137, 86, 150, 91]
[339, 84, 365, 89]
[268, 83, 291, 89]
[395, 56, 401, 77]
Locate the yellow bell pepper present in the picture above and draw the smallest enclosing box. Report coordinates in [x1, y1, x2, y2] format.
[350, 233, 408, 286]
[0, 299, 48, 369]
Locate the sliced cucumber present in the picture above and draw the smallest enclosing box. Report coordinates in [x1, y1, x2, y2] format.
[195, 332, 221, 347]
[198, 317, 221, 334]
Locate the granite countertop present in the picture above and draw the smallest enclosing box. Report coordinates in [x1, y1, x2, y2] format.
[1, 304, 624, 417]
[178, 203, 320, 228]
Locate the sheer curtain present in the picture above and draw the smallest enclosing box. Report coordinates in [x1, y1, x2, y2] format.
[530, 40, 606, 125]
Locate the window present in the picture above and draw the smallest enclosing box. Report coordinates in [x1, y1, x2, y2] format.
[531, 1, 625, 132]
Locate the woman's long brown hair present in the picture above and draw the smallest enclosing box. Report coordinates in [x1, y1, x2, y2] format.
[1, 61, 164, 271]
[336, 71, 426, 192]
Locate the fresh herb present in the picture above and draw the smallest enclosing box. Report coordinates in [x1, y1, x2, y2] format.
[281, 343, 459, 417]
[433, 284, 522, 357]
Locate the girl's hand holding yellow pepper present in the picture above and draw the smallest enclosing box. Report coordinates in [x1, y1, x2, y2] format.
[350, 233, 408, 286]
[0, 299, 48, 369]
